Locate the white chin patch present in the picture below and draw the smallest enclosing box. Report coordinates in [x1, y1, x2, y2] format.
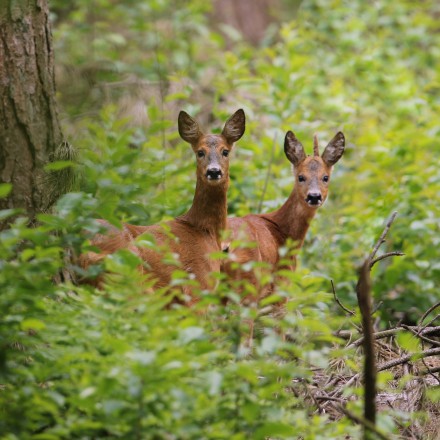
[306, 200, 322, 207]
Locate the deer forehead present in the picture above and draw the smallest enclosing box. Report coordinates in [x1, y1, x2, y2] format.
[198, 135, 229, 152]
[298, 157, 331, 175]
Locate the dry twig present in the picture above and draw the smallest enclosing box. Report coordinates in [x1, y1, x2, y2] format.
[331, 279, 355, 315]
[369, 211, 398, 262]
[338, 405, 390, 440]
[418, 300, 440, 326]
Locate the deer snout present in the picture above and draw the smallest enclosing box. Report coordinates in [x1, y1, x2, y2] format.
[206, 167, 223, 180]
[306, 192, 322, 206]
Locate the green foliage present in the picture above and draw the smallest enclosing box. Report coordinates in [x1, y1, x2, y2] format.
[0, 208, 359, 438]
[1, 0, 439, 437]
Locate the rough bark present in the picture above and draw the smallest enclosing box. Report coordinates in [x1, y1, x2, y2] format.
[0, 0, 63, 227]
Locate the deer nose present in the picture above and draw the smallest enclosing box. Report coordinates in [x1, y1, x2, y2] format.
[306, 192, 322, 206]
[206, 167, 222, 180]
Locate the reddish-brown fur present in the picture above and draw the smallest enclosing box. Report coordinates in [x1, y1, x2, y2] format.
[80, 110, 246, 300]
[223, 130, 345, 301]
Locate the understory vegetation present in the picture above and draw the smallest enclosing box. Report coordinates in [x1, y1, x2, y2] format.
[1, 0, 439, 438]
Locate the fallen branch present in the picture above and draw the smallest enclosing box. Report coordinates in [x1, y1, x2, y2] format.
[377, 347, 440, 372]
[417, 366, 440, 377]
[343, 325, 440, 348]
[314, 395, 346, 403]
[326, 346, 440, 401]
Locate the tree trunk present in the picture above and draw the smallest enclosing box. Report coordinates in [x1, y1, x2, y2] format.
[0, 0, 63, 227]
[212, 0, 278, 45]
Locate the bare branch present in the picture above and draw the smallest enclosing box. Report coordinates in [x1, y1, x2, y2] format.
[366, 211, 403, 274]
[355, 260, 377, 428]
[418, 300, 440, 326]
[369, 211, 398, 261]
[331, 279, 355, 315]
[369, 251, 404, 269]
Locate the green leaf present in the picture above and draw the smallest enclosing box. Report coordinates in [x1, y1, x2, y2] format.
[254, 422, 295, 438]
[396, 331, 421, 353]
[0, 183, 12, 198]
[21, 318, 46, 331]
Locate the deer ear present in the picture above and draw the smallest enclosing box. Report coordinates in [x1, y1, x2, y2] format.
[284, 131, 306, 166]
[322, 132, 345, 166]
[222, 109, 245, 145]
[178, 111, 203, 144]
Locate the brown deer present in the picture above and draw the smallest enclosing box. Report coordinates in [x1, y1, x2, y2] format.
[223, 130, 345, 302]
[81, 109, 245, 301]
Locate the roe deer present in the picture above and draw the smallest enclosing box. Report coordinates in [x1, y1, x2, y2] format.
[81, 109, 245, 301]
[223, 130, 345, 302]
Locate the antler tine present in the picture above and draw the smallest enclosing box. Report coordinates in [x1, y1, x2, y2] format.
[313, 134, 319, 156]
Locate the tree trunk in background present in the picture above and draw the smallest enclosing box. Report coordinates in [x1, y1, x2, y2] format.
[213, 0, 278, 45]
[0, 0, 63, 228]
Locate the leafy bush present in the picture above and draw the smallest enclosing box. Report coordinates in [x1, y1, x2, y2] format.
[1, 0, 439, 438]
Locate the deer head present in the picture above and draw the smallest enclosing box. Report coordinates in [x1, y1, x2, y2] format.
[178, 109, 245, 186]
[284, 130, 345, 208]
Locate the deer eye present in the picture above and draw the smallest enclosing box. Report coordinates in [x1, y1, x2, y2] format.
[222, 150, 229, 157]
[323, 175, 329, 182]
[197, 150, 205, 158]
[298, 175, 306, 182]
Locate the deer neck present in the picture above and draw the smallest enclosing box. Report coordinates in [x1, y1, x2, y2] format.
[181, 178, 228, 242]
[267, 189, 316, 248]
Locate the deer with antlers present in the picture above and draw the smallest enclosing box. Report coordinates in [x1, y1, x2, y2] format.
[81, 109, 245, 301]
[223, 130, 345, 302]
